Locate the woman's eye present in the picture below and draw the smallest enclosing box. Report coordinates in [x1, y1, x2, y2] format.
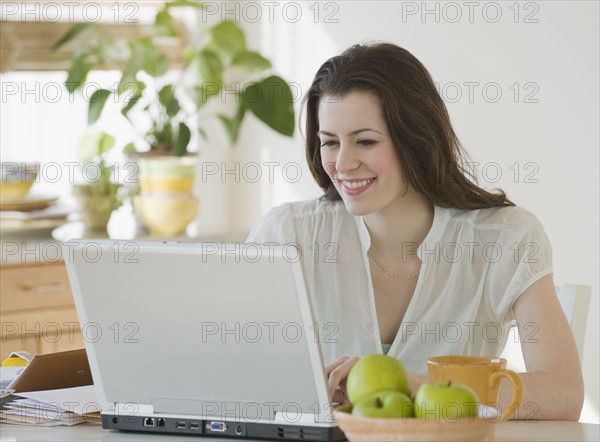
[358, 139, 377, 147]
[320, 140, 338, 148]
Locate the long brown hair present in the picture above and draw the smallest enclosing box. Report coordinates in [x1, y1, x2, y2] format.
[303, 43, 514, 210]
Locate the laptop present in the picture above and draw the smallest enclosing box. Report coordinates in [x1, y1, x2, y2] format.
[64, 239, 346, 441]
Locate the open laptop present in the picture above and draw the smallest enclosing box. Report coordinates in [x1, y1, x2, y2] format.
[64, 239, 345, 441]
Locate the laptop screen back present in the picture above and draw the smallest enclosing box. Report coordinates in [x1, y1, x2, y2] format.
[66, 241, 329, 422]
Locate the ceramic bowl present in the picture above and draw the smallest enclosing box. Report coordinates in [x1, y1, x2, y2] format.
[334, 406, 498, 442]
[0, 163, 39, 200]
[134, 193, 199, 237]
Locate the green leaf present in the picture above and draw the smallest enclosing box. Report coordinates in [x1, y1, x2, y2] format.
[182, 46, 196, 64]
[232, 50, 271, 72]
[98, 132, 116, 154]
[158, 84, 174, 106]
[137, 37, 169, 77]
[123, 142, 137, 154]
[65, 55, 91, 93]
[242, 75, 295, 137]
[88, 89, 112, 125]
[155, 9, 178, 37]
[173, 122, 191, 156]
[218, 101, 246, 145]
[152, 53, 170, 76]
[166, 98, 180, 117]
[121, 81, 146, 118]
[78, 131, 115, 162]
[158, 85, 181, 117]
[195, 49, 223, 85]
[52, 23, 95, 51]
[166, 0, 205, 9]
[149, 123, 173, 149]
[120, 38, 168, 86]
[96, 39, 122, 63]
[210, 21, 246, 60]
[118, 45, 144, 94]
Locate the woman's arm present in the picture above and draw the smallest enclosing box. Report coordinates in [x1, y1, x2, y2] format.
[499, 274, 584, 421]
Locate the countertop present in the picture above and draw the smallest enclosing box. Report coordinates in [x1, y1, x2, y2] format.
[0, 420, 598, 441]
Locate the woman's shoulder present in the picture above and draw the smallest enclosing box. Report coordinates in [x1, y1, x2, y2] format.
[446, 205, 545, 234]
[257, 198, 347, 222]
[283, 197, 347, 217]
[246, 198, 347, 242]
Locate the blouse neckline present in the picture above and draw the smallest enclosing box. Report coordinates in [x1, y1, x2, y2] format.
[354, 205, 450, 355]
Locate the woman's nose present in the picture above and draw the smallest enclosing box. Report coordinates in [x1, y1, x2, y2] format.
[335, 145, 360, 175]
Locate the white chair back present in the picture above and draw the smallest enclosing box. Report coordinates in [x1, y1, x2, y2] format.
[501, 284, 591, 372]
[556, 284, 591, 359]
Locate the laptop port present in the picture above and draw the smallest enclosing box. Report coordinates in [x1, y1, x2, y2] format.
[234, 425, 243, 435]
[157, 418, 165, 427]
[208, 421, 227, 432]
[189, 422, 200, 430]
[143, 418, 155, 427]
[176, 422, 186, 429]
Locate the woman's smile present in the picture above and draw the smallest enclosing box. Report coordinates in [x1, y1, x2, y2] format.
[338, 178, 376, 195]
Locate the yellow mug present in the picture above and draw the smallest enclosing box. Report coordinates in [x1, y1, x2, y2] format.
[427, 355, 523, 422]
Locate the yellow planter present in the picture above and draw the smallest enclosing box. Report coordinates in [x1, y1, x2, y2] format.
[139, 176, 195, 193]
[134, 194, 199, 237]
[137, 157, 196, 194]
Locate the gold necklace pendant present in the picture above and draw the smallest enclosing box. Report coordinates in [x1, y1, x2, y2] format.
[367, 248, 421, 280]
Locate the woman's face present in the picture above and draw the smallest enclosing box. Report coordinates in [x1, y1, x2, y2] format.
[318, 91, 407, 216]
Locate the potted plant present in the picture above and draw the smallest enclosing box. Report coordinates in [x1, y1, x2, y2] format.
[53, 0, 295, 157]
[72, 130, 123, 231]
[53, 1, 295, 236]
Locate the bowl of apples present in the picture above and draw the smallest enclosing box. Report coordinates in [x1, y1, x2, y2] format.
[333, 355, 498, 442]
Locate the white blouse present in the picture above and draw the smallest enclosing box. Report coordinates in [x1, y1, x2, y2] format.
[246, 198, 553, 375]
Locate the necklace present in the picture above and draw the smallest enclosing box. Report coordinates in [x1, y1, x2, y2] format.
[367, 248, 421, 280]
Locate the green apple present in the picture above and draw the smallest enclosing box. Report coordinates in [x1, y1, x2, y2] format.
[352, 390, 415, 418]
[346, 354, 411, 405]
[414, 381, 479, 421]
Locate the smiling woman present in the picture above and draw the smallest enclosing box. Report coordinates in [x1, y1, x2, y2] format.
[247, 42, 584, 421]
[304, 44, 513, 211]
[317, 92, 418, 218]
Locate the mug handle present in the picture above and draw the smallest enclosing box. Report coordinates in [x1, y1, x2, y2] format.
[489, 369, 524, 422]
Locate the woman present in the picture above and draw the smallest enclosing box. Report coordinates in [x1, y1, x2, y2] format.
[247, 43, 583, 421]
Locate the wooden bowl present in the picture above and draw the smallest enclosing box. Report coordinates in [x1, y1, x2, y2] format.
[334, 408, 497, 442]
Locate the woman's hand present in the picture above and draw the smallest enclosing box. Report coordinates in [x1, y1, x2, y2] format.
[325, 355, 360, 405]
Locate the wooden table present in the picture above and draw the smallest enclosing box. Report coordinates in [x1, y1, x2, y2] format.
[0, 420, 598, 441]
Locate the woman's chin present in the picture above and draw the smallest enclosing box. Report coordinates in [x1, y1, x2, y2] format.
[341, 200, 374, 217]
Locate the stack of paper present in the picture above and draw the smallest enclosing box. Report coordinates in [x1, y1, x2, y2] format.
[0, 200, 71, 231]
[0, 366, 26, 390]
[0, 385, 100, 427]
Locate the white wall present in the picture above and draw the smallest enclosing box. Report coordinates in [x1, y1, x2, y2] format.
[207, 1, 598, 423]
